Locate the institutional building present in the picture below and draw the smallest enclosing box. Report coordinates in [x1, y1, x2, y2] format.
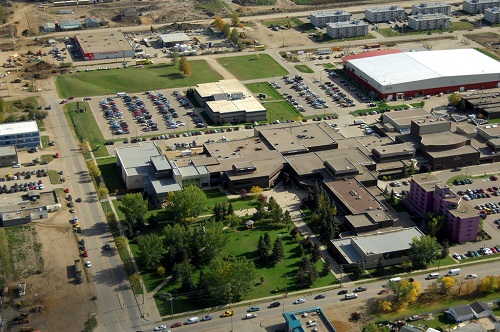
[157, 33, 191, 47]
[74, 31, 135, 61]
[0, 146, 18, 167]
[484, 6, 500, 23]
[411, 2, 452, 15]
[193, 79, 267, 124]
[364, 5, 405, 23]
[325, 20, 368, 39]
[407, 13, 451, 31]
[0, 121, 40, 150]
[310, 10, 351, 28]
[463, 0, 500, 14]
[343, 49, 500, 100]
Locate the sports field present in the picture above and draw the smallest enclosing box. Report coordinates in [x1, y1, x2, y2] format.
[216, 54, 288, 81]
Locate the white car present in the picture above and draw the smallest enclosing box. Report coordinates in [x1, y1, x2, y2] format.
[85, 261, 92, 268]
[465, 274, 477, 279]
[293, 298, 306, 304]
[453, 253, 462, 260]
[13, 163, 21, 168]
[153, 325, 168, 331]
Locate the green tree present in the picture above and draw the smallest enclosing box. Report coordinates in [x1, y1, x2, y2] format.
[171, 51, 179, 66]
[225, 214, 241, 229]
[267, 196, 283, 224]
[163, 223, 190, 265]
[283, 210, 292, 230]
[353, 260, 365, 280]
[408, 235, 441, 269]
[257, 232, 272, 263]
[441, 241, 450, 258]
[271, 236, 285, 264]
[199, 220, 229, 264]
[231, 12, 240, 27]
[253, 200, 268, 221]
[310, 243, 321, 263]
[97, 182, 108, 199]
[156, 266, 166, 276]
[375, 256, 385, 276]
[310, 187, 338, 241]
[296, 256, 317, 288]
[425, 213, 444, 238]
[179, 56, 188, 73]
[229, 28, 239, 44]
[227, 202, 234, 216]
[320, 260, 330, 277]
[118, 193, 148, 233]
[222, 23, 231, 38]
[167, 185, 207, 223]
[137, 233, 166, 269]
[115, 236, 127, 251]
[448, 92, 462, 106]
[386, 278, 421, 303]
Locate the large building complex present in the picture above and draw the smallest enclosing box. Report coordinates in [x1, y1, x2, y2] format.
[310, 10, 352, 28]
[407, 13, 451, 31]
[411, 2, 452, 15]
[193, 79, 267, 124]
[326, 20, 368, 39]
[0, 121, 40, 150]
[463, 0, 500, 13]
[364, 5, 405, 23]
[343, 49, 500, 100]
[484, 6, 500, 23]
[74, 31, 135, 61]
[404, 173, 479, 243]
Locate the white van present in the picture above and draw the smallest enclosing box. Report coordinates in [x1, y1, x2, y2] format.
[426, 272, 440, 280]
[345, 293, 358, 300]
[447, 268, 461, 276]
[185, 317, 199, 324]
[389, 277, 402, 283]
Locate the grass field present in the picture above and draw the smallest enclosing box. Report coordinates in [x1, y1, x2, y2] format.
[64, 102, 109, 158]
[378, 21, 475, 37]
[96, 157, 125, 194]
[323, 63, 336, 69]
[153, 223, 337, 316]
[216, 54, 288, 80]
[245, 82, 284, 101]
[446, 173, 496, 185]
[41, 135, 50, 147]
[294, 65, 314, 73]
[40, 154, 54, 164]
[56, 61, 223, 98]
[264, 101, 302, 122]
[47, 169, 62, 184]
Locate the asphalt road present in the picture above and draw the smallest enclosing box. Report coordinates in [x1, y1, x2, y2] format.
[41, 84, 143, 332]
[136, 261, 500, 332]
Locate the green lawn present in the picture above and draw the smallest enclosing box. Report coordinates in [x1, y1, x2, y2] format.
[40, 154, 54, 164]
[447, 172, 496, 185]
[154, 223, 337, 316]
[129, 242, 166, 292]
[41, 135, 50, 147]
[323, 63, 336, 69]
[64, 102, 109, 158]
[378, 21, 475, 38]
[245, 82, 284, 101]
[216, 54, 288, 80]
[96, 157, 125, 195]
[264, 101, 302, 122]
[294, 65, 314, 73]
[47, 169, 61, 184]
[56, 61, 223, 98]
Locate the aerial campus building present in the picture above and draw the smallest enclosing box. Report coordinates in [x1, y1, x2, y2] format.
[463, 0, 500, 14]
[309, 10, 351, 28]
[0, 121, 40, 150]
[484, 6, 500, 23]
[325, 20, 369, 39]
[411, 2, 452, 15]
[343, 49, 500, 100]
[193, 79, 267, 124]
[364, 5, 405, 23]
[407, 13, 451, 31]
[74, 31, 135, 61]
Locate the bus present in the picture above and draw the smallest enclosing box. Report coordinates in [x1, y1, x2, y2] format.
[254, 45, 266, 51]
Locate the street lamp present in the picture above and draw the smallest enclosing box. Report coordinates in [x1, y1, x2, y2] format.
[165, 293, 174, 318]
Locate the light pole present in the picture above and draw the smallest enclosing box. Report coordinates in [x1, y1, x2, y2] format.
[166, 293, 174, 318]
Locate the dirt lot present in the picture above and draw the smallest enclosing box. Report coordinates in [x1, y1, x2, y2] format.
[0, 212, 95, 331]
[323, 300, 365, 332]
[466, 32, 500, 58]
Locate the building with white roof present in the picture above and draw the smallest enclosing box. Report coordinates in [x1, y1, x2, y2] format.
[484, 6, 500, 23]
[365, 5, 406, 23]
[407, 13, 451, 31]
[0, 121, 40, 150]
[325, 20, 368, 39]
[411, 2, 452, 15]
[463, 0, 500, 13]
[343, 48, 500, 100]
[74, 31, 135, 61]
[157, 33, 191, 47]
[194, 79, 267, 124]
[310, 10, 351, 28]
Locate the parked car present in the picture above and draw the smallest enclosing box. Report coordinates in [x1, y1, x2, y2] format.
[247, 306, 260, 312]
[353, 286, 367, 292]
[221, 310, 234, 317]
[338, 289, 348, 295]
[314, 294, 326, 299]
[268, 301, 281, 308]
[293, 298, 306, 304]
[201, 314, 213, 321]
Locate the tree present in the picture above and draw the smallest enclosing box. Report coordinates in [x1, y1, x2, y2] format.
[402, 164, 408, 177]
[267, 196, 283, 224]
[130, 273, 142, 292]
[353, 260, 365, 280]
[250, 186, 263, 195]
[448, 92, 462, 106]
[171, 51, 179, 66]
[479, 275, 498, 293]
[320, 260, 330, 277]
[137, 233, 166, 269]
[383, 186, 390, 197]
[239, 188, 247, 198]
[408, 235, 441, 269]
[167, 185, 207, 223]
[156, 266, 166, 277]
[213, 16, 225, 30]
[310, 243, 321, 263]
[231, 12, 240, 27]
[283, 210, 292, 230]
[115, 236, 127, 251]
[386, 278, 421, 303]
[227, 202, 234, 216]
[309, 186, 338, 241]
[179, 56, 188, 73]
[222, 23, 231, 37]
[225, 214, 241, 229]
[378, 300, 393, 313]
[199, 220, 229, 264]
[271, 236, 285, 264]
[257, 232, 272, 263]
[296, 256, 317, 288]
[425, 213, 444, 238]
[118, 193, 148, 233]
[253, 200, 268, 221]
[441, 276, 456, 294]
[163, 223, 190, 265]
[441, 241, 450, 258]
[97, 182, 109, 199]
[183, 61, 191, 76]
[229, 28, 239, 44]
[375, 256, 385, 276]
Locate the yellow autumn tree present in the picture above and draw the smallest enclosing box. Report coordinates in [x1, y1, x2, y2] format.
[479, 275, 498, 293]
[213, 16, 225, 30]
[250, 186, 263, 195]
[441, 276, 456, 294]
[379, 300, 392, 313]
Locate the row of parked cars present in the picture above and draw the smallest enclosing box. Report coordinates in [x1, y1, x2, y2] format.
[123, 94, 159, 132]
[453, 245, 500, 260]
[459, 186, 500, 202]
[0, 180, 44, 193]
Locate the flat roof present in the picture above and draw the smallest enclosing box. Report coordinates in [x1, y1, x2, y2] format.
[343, 49, 402, 62]
[425, 145, 479, 158]
[311, 10, 351, 17]
[420, 132, 467, 147]
[413, 2, 450, 7]
[75, 31, 134, 54]
[147, 176, 182, 195]
[258, 122, 337, 155]
[206, 99, 265, 115]
[347, 49, 500, 88]
[158, 33, 190, 44]
[0, 120, 38, 136]
[353, 227, 424, 255]
[383, 108, 431, 125]
[464, 0, 499, 4]
[366, 5, 404, 12]
[0, 146, 16, 156]
[478, 125, 500, 137]
[408, 13, 451, 21]
[372, 142, 415, 156]
[196, 79, 249, 98]
[346, 214, 376, 228]
[411, 173, 440, 191]
[115, 142, 161, 177]
[327, 20, 368, 28]
[325, 179, 384, 214]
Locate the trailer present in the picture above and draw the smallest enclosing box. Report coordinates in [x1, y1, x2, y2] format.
[19, 282, 26, 296]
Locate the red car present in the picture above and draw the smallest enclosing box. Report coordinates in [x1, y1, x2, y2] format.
[64, 188, 70, 193]
[491, 247, 498, 253]
[82, 250, 88, 257]
[378, 289, 389, 295]
[170, 322, 183, 328]
[54, 153, 60, 158]
[68, 96, 74, 100]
